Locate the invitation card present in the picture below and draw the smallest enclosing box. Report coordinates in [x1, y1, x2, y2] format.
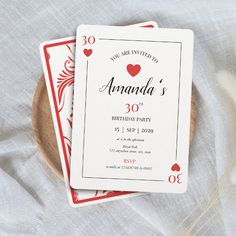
[70, 25, 194, 193]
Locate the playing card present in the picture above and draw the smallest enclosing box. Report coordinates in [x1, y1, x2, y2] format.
[39, 21, 158, 207]
[70, 25, 193, 193]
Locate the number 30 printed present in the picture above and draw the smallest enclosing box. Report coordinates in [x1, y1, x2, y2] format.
[168, 174, 182, 184]
[81, 36, 95, 45]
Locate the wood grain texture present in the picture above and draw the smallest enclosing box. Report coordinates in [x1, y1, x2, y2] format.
[32, 76, 63, 180]
[32, 76, 196, 180]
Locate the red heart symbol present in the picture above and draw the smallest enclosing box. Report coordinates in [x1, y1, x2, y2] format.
[83, 48, 92, 57]
[127, 64, 141, 77]
[171, 163, 180, 172]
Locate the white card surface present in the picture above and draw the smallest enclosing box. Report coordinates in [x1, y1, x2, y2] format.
[39, 22, 158, 207]
[70, 25, 194, 193]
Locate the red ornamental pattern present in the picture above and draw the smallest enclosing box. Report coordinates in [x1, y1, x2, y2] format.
[57, 45, 75, 111]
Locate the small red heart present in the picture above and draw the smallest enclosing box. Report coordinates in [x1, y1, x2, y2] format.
[127, 64, 141, 77]
[171, 163, 180, 172]
[83, 48, 92, 57]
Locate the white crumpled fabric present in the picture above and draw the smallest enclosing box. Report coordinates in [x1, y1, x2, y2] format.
[0, 0, 236, 235]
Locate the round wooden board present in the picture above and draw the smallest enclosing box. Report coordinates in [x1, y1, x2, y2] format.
[32, 76, 196, 181]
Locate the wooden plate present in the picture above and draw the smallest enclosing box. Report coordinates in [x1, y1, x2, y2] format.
[32, 76, 196, 181]
[32, 76, 63, 180]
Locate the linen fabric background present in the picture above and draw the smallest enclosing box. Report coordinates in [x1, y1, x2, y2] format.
[0, 0, 236, 235]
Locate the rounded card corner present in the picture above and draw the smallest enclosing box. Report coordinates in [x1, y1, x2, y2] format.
[186, 29, 194, 39]
[77, 24, 87, 32]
